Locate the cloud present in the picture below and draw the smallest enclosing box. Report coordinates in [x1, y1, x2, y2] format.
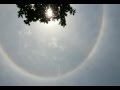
[48, 37, 65, 51]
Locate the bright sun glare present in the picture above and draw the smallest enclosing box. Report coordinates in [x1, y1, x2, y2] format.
[45, 7, 57, 26]
[46, 8, 53, 18]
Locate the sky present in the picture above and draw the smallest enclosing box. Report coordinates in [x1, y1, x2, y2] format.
[0, 4, 120, 86]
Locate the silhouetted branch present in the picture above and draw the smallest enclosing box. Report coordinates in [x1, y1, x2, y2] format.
[16, 4, 76, 27]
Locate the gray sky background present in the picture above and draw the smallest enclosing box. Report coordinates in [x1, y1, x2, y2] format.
[0, 4, 120, 86]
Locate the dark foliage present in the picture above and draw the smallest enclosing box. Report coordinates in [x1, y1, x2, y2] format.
[16, 4, 76, 27]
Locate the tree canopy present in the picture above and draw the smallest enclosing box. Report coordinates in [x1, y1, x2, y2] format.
[16, 4, 76, 27]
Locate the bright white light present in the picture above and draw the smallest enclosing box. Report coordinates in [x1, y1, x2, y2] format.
[46, 8, 53, 18]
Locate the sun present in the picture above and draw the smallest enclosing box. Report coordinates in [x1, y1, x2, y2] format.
[46, 8, 53, 18]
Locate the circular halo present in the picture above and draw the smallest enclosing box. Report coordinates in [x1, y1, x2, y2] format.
[0, 5, 105, 81]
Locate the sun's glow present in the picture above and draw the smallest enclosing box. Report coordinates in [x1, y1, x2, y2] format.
[44, 8, 59, 27]
[46, 8, 53, 18]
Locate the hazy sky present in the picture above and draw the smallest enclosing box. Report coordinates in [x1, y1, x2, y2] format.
[0, 4, 120, 86]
